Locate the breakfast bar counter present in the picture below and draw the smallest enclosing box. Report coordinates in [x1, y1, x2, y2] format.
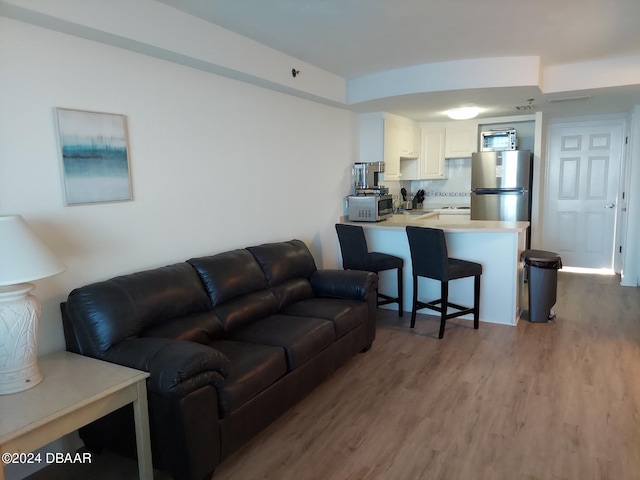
[338, 215, 530, 326]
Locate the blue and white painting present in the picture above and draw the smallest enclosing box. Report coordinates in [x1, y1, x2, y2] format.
[57, 108, 132, 205]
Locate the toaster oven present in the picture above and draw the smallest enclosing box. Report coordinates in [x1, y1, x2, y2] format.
[480, 129, 517, 151]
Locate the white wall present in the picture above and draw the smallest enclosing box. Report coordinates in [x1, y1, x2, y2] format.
[622, 105, 640, 286]
[0, 0, 348, 106]
[0, 17, 357, 357]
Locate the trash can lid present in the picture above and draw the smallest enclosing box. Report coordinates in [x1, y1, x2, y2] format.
[521, 249, 563, 269]
[521, 249, 561, 262]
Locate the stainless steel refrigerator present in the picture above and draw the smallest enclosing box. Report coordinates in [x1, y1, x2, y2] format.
[471, 150, 533, 243]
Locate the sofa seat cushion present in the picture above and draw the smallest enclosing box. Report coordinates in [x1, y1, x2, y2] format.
[210, 340, 287, 418]
[227, 315, 335, 371]
[280, 298, 367, 339]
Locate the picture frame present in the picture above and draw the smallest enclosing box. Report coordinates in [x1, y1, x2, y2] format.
[56, 108, 133, 206]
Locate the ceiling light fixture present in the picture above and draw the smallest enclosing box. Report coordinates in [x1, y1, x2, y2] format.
[446, 107, 481, 120]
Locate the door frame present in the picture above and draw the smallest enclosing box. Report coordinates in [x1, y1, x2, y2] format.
[616, 120, 633, 274]
[543, 116, 629, 272]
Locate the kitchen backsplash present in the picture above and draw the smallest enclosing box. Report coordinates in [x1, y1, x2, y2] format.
[385, 157, 471, 207]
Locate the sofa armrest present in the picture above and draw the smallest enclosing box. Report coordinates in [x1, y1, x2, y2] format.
[102, 337, 231, 398]
[309, 269, 378, 300]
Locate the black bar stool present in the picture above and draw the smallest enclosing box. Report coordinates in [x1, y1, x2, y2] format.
[335, 224, 403, 317]
[405, 226, 482, 339]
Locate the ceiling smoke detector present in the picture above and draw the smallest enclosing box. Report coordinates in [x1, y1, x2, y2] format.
[514, 98, 536, 111]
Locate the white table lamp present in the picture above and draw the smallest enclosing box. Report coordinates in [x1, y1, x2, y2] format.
[0, 215, 66, 394]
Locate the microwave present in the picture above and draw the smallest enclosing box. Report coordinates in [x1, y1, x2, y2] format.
[480, 129, 517, 151]
[348, 194, 393, 222]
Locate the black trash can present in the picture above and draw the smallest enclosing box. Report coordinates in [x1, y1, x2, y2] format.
[521, 249, 562, 323]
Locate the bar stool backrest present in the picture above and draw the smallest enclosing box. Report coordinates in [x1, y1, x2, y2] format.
[406, 226, 449, 280]
[335, 224, 369, 270]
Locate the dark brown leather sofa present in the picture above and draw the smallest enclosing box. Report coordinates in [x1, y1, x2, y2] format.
[61, 239, 378, 480]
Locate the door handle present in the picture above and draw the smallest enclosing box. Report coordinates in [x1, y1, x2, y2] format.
[604, 203, 616, 209]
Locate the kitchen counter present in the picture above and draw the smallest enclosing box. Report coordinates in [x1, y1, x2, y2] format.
[366, 213, 529, 233]
[338, 216, 529, 326]
[398, 206, 471, 216]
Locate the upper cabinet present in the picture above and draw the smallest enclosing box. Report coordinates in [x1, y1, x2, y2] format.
[400, 126, 446, 180]
[383, 119, 401, 180]
[444, 123, 478, 158]
[398, 122, 420, 159]
[419, 126, 446, 179]
[359, 113, 420, 181]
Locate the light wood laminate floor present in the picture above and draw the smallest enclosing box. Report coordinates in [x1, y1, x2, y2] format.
[28, 272, 640, 480]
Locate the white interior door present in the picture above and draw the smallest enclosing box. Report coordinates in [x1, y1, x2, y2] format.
[543, 122, 623, 269]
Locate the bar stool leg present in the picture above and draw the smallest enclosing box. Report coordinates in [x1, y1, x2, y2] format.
[473, 275, 481, 330]
[397, 266, 403, 317]
[410, 275, 418, 328]
[439, 281, 449, 339]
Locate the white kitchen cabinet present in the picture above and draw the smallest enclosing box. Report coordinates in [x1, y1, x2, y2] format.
[384, 119, 402, 180]
[359, 114, 385, 164]
[420, 126, 446, 179]
[400, 126, 445, 181]
[359, 113, 419, 182]
[360, 114, 399, 180]
[398, 122, 420, 158]
[445, 123, 478, 158]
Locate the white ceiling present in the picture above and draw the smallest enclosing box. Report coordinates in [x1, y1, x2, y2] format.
[156, 0, 640, 121]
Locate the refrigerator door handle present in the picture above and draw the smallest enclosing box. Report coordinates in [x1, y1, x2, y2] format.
[473, 187, 526, 195]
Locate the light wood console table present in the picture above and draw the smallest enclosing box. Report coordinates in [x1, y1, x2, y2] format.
[0, 351, 152, 480]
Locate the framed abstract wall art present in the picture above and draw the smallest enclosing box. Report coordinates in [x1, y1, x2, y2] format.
[56, 108, 133, 205]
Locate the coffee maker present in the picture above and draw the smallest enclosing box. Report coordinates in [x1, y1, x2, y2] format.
[352, 161, 388, 195]
[347, 162, 393, 222]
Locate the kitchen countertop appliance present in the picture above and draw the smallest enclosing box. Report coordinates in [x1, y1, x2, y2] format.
[347, 194, 393, 222]
[352, 161, 388, 195]
[348, 161, 392, 222]
[480, 128, 517, 152]
[471, 150, 533, 246]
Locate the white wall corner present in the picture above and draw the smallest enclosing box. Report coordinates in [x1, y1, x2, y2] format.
[621, 104, 640, 286]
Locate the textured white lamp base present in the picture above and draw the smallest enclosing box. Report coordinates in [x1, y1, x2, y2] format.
[0, 283, 43, 395]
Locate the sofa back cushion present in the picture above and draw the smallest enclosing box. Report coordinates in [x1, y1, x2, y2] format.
[64, 263, 218, 357]
[247, 240, 317, 309]
[188, 249, 279, 332]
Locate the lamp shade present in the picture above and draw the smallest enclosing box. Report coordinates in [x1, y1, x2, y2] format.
[0, 215, 66, 286]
